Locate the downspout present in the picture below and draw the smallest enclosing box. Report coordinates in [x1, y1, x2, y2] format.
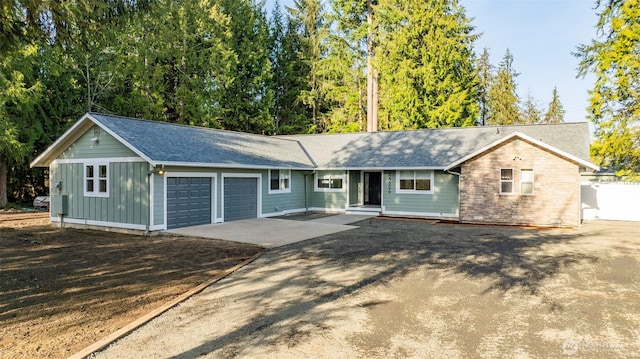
[145, 170, 151, 236]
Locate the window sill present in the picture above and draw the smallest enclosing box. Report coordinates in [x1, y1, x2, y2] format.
[268, 189, 291, 195]
[84, 192, 109, 198]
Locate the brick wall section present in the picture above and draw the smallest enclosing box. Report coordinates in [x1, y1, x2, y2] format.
[459, 138, 580, 227]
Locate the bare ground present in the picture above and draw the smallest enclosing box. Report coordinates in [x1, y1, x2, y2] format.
[92, 218, 640, 358]
[0, 211, 264, 359]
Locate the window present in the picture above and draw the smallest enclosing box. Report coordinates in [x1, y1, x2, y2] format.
[269, 169, 291, 194]
[500, 169, 513, 194]
[521, 169, 534, 195]
[85, 162, 109, 197]
[396, 170, 433, 193]
[314, 172, 344, 192]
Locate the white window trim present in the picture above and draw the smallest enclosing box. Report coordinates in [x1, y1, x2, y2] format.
[500, 168, 514, 195]
[268, 169, 291, 194]
[395, 170, 434, 194]
[314, 172, 346, 192]
[84, 161, 109, 197]
[520, 169, 535, 195]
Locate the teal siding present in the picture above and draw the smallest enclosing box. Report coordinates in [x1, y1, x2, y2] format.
[59, 125, 138, 159]
[311, 170, 349, 209]
[50, 161, 149, 225]
[262, 170, 307, 214]
[349, 170, 362, 205]
[383, 170, 459, 215]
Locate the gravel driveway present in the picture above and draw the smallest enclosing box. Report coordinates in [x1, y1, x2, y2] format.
[92, 219, 640, 358]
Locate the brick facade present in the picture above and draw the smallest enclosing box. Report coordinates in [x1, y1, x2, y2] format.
[459, 138, 580, 227]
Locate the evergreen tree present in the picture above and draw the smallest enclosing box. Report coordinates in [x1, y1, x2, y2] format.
[0, 0, 152, 51]
[487, 49, 520, 125]
[520, 93, 542, 124]
[289, 0, 329, 133]
[0, 43, 43, 207]
[476, 48, 493, 126]
[542, 86, 565, 123]
[322, 0, 368, 132]
[269, 1, 312, 134]
[217, 0, 273, 133]
[375, 0, 479, 129]
[106, 0, 235, 126]
[576, 0, 640, 177]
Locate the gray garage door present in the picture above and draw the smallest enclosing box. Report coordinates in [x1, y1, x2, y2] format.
[167, 177, 212, 229]
[224, 177, 258, 221]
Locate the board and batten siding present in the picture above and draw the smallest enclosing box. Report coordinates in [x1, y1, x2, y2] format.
[59, 125, 138, 159]
[50, 161, 149, 226]
[382, 170, 459, 217]
[261, 170, 307, 215]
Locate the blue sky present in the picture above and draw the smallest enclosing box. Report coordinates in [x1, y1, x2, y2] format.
[461, 0, 599, 122]
[266, 0, 600, 123]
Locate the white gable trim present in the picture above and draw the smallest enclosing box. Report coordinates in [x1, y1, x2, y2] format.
[85, 113, 157, 166]
[444, 131, 599, 171]
[30, 113, 155, 168]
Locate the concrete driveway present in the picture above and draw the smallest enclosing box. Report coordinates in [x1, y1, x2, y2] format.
[166, 214, 374, 248]
[93, 219, 640, 358]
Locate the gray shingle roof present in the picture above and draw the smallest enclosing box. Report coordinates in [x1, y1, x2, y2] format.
[31, 112, 593, 170]
[89, 113, 315, 168]
[280, 122, 592, 169]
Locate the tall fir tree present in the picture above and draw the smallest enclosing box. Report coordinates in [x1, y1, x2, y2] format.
[520, 93, 542, 124]
[217, 0, 274, 133]
[268, 1, 312, 134]
[542, 86, 565, 123]
[0, 43, 43, 207]
[375, 0, 479, 129]
[322, 0, 368, 132]
[289, 0, 328, 133]
[487, 48, 520, 125]
[576, 0, 640, 177]
[476, 48, 493, 126]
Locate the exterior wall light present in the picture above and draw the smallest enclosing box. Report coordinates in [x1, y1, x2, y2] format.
[148, 167, 166, 175]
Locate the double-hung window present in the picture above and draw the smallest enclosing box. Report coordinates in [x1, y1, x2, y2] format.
[315, 172, 344, 192]
[269, 169, 291, 194]
[396, 170, 433, 193]
[85, 162, 109, 197]
[520, 169, 534, 195]
[500, 168, 514, 194]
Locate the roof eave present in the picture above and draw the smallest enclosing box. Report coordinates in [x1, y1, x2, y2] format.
[156, 161, 315, 171]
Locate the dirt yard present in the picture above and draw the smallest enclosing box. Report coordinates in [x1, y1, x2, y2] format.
[0, 211, 264, 359]
[92, 218, 640, 358]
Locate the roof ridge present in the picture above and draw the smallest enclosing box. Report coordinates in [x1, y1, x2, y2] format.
[89, 112, 303, 144]
[277, 122, 588, 137]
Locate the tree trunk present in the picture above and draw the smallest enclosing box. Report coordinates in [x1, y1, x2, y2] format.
[366, 0, 378, 132]
[0, 153, 8, 208]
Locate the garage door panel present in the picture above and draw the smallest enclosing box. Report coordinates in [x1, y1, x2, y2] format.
[224, 177, 258, 222]
[167, 177, 212, 229]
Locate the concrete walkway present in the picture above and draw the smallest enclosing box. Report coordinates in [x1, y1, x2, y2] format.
[165, 214, 375, 248]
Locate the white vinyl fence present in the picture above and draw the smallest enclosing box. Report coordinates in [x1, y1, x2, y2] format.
[581, 182, 640, 221]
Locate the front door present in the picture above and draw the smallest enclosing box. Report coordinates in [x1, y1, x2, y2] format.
[364, 172, 382, 205]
